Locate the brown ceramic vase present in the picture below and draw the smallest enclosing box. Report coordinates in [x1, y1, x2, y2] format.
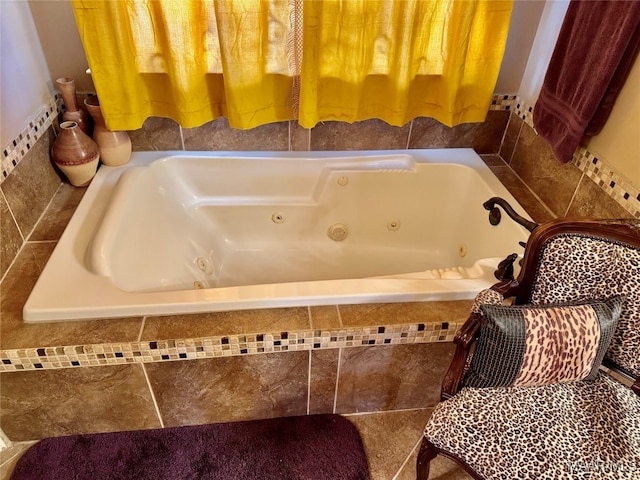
[84, 96, 132, 166]
[56, 77, 93, 136]
[51, 121, 100, 187]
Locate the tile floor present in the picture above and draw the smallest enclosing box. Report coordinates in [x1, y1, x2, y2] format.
[0, 408, 470, 480]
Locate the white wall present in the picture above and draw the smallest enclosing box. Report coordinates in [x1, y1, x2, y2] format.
[495, 0, 546, 94]
[28, 0, 94, 93]
[517, 0, 570, 106]
[0, 0, 55, 147]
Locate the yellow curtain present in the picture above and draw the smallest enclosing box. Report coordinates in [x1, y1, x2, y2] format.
[299, 0, 513, 128]
[71, 0, 513, 131]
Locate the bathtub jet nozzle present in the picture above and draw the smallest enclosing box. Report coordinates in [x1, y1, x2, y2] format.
[327, 224, 349, 241]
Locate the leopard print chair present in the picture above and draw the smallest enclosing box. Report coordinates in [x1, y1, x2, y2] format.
[417, 218, 640, 480]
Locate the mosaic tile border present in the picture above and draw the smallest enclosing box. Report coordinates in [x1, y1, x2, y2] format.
[511, 95, 639, 219]
[572, 146, 640, 218]
[0, 322, 462, 372]
[514, 96, 534, 128]
[1, 95, 61, 182]
[489, 93, 518, 112]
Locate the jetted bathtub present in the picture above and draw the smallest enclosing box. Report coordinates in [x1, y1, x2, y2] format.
[24, 149, 531, 322]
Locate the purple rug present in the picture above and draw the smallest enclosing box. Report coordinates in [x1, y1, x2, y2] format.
[10, 414, 370, 480]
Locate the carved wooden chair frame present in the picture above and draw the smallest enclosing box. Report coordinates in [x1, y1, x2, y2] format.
[416, 218, 640, 480]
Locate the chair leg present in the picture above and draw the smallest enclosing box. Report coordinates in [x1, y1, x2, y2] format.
[416, 437, 438, 480]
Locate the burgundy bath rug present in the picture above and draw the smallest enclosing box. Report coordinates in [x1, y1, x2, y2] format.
[10, 414, 370, 480]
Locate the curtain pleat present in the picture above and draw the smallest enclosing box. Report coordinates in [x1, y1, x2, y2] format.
[72, 0, 513, 131]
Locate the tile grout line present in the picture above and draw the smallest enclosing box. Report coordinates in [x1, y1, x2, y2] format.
[0, 179, 63, 284]
[306, 306, 313, 415]
[392, 436, 424, 480]
[564, 171, 585, 217]
[178, 125, 186, 150]
[306, 350, 312, 415]
[0, 448, 28, 469]
[141, 363, 165, 428]
[137, 317, 147, 343]
[0, 429, 11, 454]
[332, 347, 342, 414]
[496, 113, 510, 157]
[0, 241, 25, 285]
[406, 119, 413, 150]
[0, 187, 25, 245]
[343, 406, 433, 417]
[336, 305, 343, 328]
[498, 154, 557, 219]
[507, 116, 524, 165]
[0, 200, 26, 285]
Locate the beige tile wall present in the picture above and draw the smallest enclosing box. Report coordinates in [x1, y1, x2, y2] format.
[501, 115, 635, 219]
[1, 340, 457, 441]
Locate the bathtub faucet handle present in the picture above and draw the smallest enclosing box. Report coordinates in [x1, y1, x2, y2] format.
[495, 253, 518, 281]
[483, 197, 538, 233]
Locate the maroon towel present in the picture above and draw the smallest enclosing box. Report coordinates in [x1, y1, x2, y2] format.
[533, 1, 640, 163]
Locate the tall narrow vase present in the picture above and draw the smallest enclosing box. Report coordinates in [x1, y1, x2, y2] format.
[56, 77, 92, 136]
[51, 121, 100, 187]
[84, 96, 132, 166]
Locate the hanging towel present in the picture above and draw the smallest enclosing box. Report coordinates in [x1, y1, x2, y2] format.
[533, 1, 640, 163]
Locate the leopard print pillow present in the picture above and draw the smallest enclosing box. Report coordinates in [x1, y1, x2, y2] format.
[463, 296, 625, 388]
[529, 234, 640, 377]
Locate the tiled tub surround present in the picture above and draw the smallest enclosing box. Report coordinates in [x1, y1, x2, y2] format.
[2, 178, 468, 442]
[1, 241, 465, 440]
[1, 93, 636, 452]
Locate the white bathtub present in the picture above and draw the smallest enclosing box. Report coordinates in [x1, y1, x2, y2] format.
[24, 149, 531, 322]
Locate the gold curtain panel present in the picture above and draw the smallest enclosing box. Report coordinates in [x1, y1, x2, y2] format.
[72, 0, 513, 131]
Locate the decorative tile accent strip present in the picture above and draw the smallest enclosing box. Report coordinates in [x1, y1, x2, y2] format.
[0, 322, 463, 372]
[512, 96, 638, 218]
[514, 97, 534, 128]
[490, 94, 517, 112]
[1, 95, 61, 182]
[572, 146, 640, 218]
[489, 94, 534, 127]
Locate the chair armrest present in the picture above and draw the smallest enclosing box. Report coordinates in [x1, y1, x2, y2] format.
[440, 284, 515, 400]
[632, 379, 640, 397]
[441, 312, 483, 400]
